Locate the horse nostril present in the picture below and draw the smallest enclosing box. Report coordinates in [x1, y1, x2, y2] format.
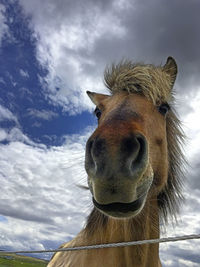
[133, 135, 147, 165]
[120, 134, 147, 176]
[85, 137, 107, 175]
[121, 135, 140, 161]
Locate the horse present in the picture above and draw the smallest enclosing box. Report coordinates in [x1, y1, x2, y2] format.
[48, 57, 185, 267]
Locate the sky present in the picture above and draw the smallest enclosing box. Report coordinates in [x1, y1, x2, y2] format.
[0, 0, 200, 265]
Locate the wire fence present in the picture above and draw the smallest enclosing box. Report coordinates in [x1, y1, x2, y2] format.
[0, 233, 200, 254]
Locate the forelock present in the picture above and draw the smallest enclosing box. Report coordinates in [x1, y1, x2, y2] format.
[104, 61, 173, 105]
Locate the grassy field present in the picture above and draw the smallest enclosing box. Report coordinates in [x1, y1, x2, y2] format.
[0, 253, 48, 267]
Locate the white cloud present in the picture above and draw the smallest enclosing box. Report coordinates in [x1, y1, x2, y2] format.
[179, 88, 200, 160]
[0, 77, 6, 84]
[19, 69, 29, 78]
[0, 127, 46, 147]
[160, 212, 200, 266]
[0, 129, 92, 257]
[18, 0, 126, 114]
[0, 104, 18, 123]
[0, 129, 7, 141]
[27, 108, 58, 120]
[0, 4, 9, 45]
[178, 259, 199, 267]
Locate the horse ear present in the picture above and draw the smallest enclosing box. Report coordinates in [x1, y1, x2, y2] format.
[163, 57, 178, 88]
[87, 91, 110, 106]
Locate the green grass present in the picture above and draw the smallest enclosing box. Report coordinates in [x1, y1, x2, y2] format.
[0, 253, 48, 267]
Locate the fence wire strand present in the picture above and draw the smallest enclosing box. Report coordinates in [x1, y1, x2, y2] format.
[0, 234, 200, 254]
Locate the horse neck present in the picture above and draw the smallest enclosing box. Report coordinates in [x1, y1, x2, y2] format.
[83, 199, 160, 267]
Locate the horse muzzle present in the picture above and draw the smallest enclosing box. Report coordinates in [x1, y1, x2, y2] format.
[85, 131, 153, 218]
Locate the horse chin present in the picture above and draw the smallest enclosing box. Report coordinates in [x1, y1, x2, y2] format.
[92, 173, 154, 219]
[92, 192, 148, 219]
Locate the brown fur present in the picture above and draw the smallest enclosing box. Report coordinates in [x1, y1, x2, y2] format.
[48, 57, 185, 267]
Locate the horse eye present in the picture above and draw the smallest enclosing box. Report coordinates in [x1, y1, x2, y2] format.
[158, 103, 170, 116]
[94, 107, 102, 120]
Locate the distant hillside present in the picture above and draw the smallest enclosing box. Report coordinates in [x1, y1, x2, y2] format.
[0, 253, 48, 267]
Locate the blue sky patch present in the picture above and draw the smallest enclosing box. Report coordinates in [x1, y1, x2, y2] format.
[0, 0, 95, 146]
[0, 215, 7, 222]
